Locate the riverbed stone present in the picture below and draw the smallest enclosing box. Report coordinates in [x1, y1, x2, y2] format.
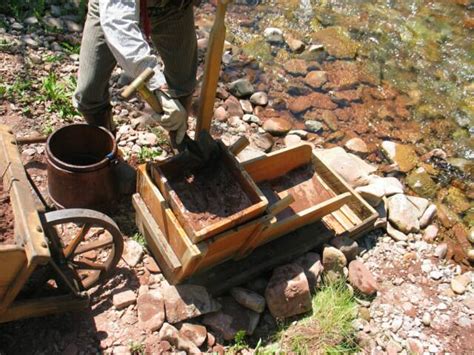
[406, 195, 429, 219]
[451, 272, 472, 295]
[250, 132, 274, 152]
[137, 290, 165, 332]
[123, 240, 144, 267]
[262, 117, 292, 136]
[230, 287, 266, 313]
[444, 186, 471, 214]
[283, 59, 308, 76]
[355, 184, 385, 207]
[348, 260, 378, 296]
[330, 236, 359, 262]
[263, 27, 284, 43]
[386, 222, 408, 242]
[419, 204, 437, 228]
[304, 71, 328, 89]
[113, 290, 136, 310]
[179, 323, 207, 347]
[159, 323, 200, 355]
[228, 79, 254, 98]
[250, 92, 268, 106]
[381, 141, 418, 173]
[265, 264, 312, 319]
[224, 96, 244, 117]
[284, 134, 302, 147]
[289, 95, 312, 113]
[434, 243, 448, 259]
[345, 137, 368, 155]
[305, 120, 323, 133]
[203, 296, 260, 340]
[406, 168, 438, 198]
[286, 36, 305, 53]
[311, 27, 359, 59]
[423, 224, 439, 242]
[314, 147, 377, 187]
[163, 285, 220, 324]
[322, 246, 347, 275]
[387, 194, 421, 233]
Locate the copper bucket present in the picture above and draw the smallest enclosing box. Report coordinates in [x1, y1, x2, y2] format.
[46, 124, 118, 212]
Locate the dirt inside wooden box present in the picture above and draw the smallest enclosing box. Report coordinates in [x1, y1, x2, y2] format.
[0, 181, 15, 245]
[166, 159, 254, 231]
[259, 164, 335, 220]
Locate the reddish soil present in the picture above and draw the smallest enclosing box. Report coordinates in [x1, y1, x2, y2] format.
[260, 164, 335, 218]
[167, 160, 253, 231]
[0, 181, 15, 245]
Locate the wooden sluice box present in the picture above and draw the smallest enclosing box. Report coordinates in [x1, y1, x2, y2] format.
[133, 143, 378, 284]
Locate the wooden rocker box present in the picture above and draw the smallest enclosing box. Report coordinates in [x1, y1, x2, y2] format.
[134, 143, 377, 284]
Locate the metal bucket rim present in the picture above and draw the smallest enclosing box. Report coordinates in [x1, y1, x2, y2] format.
[46, 124, 117, 173]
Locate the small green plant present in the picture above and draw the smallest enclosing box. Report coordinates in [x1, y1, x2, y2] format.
[229, 330, 248, 353]
[150, 126, 170, 146]
[2, 77, 33, 103]
[38, 72, 78, 119]
[131, 232, 146, 248]
[44, 53, 64, 63]
[41, 122, 54, 136]
[136, 146, 162, 163]
[60, 41, 81, 55]
[129, 341, 145, 355]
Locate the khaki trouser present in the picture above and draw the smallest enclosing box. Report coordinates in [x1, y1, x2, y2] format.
[73, 0, 197, 116]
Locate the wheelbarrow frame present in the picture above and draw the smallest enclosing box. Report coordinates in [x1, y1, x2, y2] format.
[0, 125, 121, 323]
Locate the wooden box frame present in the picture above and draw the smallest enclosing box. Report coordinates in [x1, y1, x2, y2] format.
[150, 141, 268, 243]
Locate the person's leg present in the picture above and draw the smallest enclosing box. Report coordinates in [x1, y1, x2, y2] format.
[149, 1, 198, 114]
[73, 0, 117, 130]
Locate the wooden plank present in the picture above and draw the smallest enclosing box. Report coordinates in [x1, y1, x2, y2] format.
[132, 194, 182, 279]
[242, 144, 313, 183]
[185, 220, 335, 295]
[247, 192, 352, 252]
[0, 248, 26, 304]
[0, 294, 89, 323]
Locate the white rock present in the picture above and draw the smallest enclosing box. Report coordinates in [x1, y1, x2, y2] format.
[345, 138, 368, 155]
[242, 114, 261, 125]
[419, 204, 437, 228]
[288, 129, 308, 139]
[434, 243, 448, 259]
[264, 27, 284, 44]
[355, 184, 385, 207]
[386, 222, 408, 242]
[137, 132, 158, 146]
[406, 196, 429, 218]
[423, 224, 438, 242]
[123, 240, 144, 267]
[387, 194, 420, 233]
[284, 134, 302, 148]
[429, 270, 443, 280]
[422, 312, 431, 326]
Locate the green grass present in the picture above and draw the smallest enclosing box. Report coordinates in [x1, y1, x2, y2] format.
[229, 330, 249, 353]
[60, 41, 81, 55]
[129, 341, 145, 355]
[38, 72, 78, 119]
[44, 53, 64, 63]
[136, 146, 162, 163]
[0, 77, 33, 104]
[131, 232, 146, 248]
[278, 280, 359, 354]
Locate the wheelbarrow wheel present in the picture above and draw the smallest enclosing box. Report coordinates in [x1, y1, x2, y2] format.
[42, 209, 124, 290]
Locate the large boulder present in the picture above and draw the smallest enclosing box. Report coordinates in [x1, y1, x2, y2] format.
[348, 260, 378, 296]
[265, 264, 312, 319]
[203, 297, 260, 340]
[314, 147, 377, 187]
[163, 285, 220, 324]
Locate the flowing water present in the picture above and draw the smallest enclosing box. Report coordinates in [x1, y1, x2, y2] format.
[208, 0, 473, 257]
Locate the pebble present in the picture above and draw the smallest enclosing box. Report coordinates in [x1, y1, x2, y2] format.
[345, 137, 368, 155]
[284, 134, 302, 147]
[422, 312, 431, 326]
[451, 273, 471, 295]
[429, 270, 443, 280]
[242, 114, 261, 125]
[113, 290, 136, 310]
[304, 120, 323, 133]
[423, 224, 438, 242]
[263, 27, 284, 44]
[11, 22, 24, 31]
[434, 243, 448, 259]
[391, 317, 403, 332]
[250, 92, 268, 106]
[468, 249, 474, 262]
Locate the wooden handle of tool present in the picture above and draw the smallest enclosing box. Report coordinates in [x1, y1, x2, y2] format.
[121, 68, 164, 113]
[228, 136, 249, 155]
[196, 0, 228, 136]
[15, 135, 48, 145]
[268, 193, 295, 217]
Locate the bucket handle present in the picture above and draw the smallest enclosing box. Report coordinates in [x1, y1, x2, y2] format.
[106, 152, 119, 165]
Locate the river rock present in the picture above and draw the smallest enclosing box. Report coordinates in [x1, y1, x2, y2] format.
[262, 117, 292, 136]
[294, 252, 324, 291]
[407, 196, 429, 218]
[386, 222, 408, 242]
[137, 290, 165, 332]
[387, 194, 420, 233]
[214, 106, 228, 122]
[451, 272, 472, 295]
[419, 204, 437, 228]
[250, 133, 274, 152]
[243, 114, 261, 125]
[434, 243, 448, 259]
[179, 323, 207, 347]
[348, 260, 378, 296]
[283, 59, 308, 76]
[314, 147, 377, 187]
[305, 120, 323, 133]
[355, 184, 385, 207]
[113, 289, 136, 310]
[468, 249, 474, 262]
[137, 132, 158, 146]
[381, 141, 418, 173]
[329, 236, 359, 262]
[240, 99, 253, 114]
[203, 296, 260, 340]
[265, 264, 312, 319]
[289, 96, 312, 113]
[322, 246, 347, 275]
[284, 134, 302, 147]
[123, 240, 144, 267]
[345, 138, 368, 155]
[286, 36, 305, 53]
[230, 287, 266, 313]
[406, 168, 438, 198]
[469, 229, 474, 244]
[444, 186, 471, 214]
[423, 224, 439, 242]
[250, 92, 268, 106]
[264, 27, 284, 44]
[304, 71, 328, 89]
[228, 79, 254, 98]
[163, 285, 220, 324]
[159, 323, 200, 355]
[224, 96, 244, 117]
[311, 27, 359, 59]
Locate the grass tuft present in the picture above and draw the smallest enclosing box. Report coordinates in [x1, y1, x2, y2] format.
[38, 72, 78, 119]
[279, 280, 359, 354]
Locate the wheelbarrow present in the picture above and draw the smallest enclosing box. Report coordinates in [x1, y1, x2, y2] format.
[0, 124, 124, 323]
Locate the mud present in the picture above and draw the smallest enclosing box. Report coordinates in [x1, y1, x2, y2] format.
[260, 164, 335, 218]
[0, 181, 15, 245]
[167, 160, 253, 231]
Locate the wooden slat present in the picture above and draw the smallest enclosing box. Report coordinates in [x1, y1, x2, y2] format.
[0, 248, 25, 303]
[132, 194, 182, 279]
[242, 144, 313, 183]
